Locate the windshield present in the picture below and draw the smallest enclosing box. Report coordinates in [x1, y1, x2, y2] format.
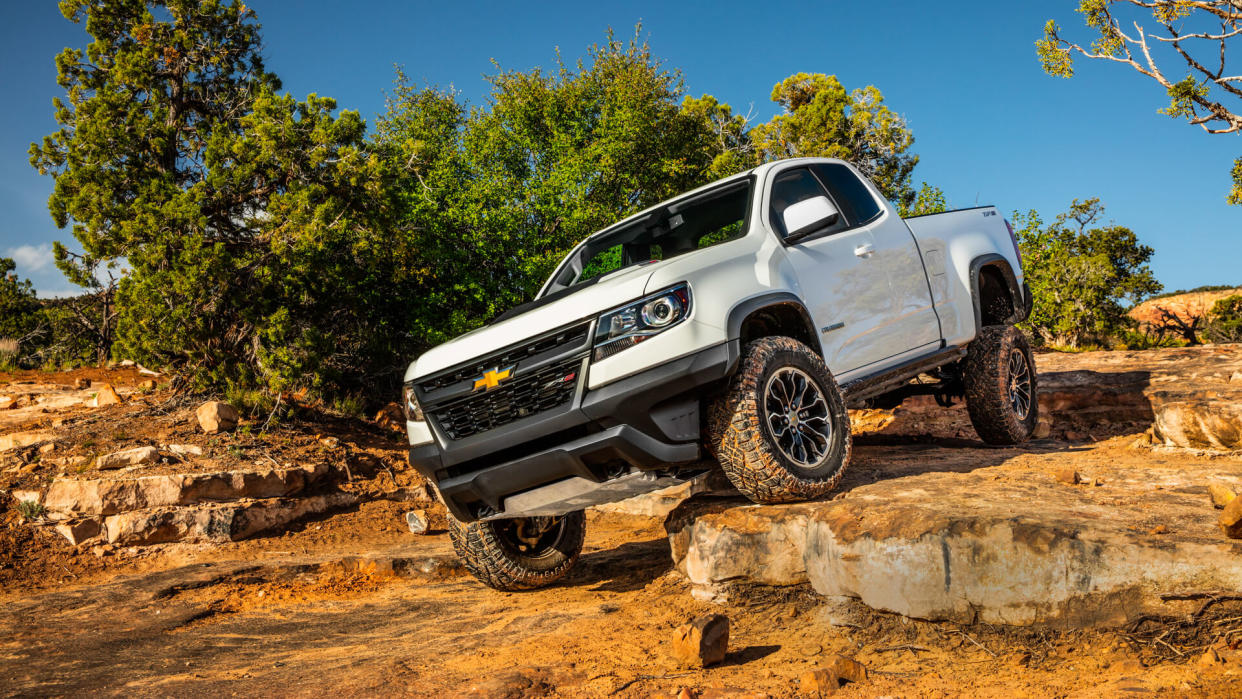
[543, 178, 752, 295]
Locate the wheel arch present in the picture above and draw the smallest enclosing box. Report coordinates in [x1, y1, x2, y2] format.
[969, 254, 1027, 329]
[726, 293, 824, 359]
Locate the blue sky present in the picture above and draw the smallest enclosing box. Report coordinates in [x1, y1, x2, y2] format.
[2, 1, 1238, 296]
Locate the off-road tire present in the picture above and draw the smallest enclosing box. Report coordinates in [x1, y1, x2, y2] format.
[964, 324, 1038, 445]
[706, 336, 851, 504]
[448, 511, 585, 591]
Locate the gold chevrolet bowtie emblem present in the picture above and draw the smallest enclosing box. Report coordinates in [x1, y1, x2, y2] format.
[472, 366, 514, 392]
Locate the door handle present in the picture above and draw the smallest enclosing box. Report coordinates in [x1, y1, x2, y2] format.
[854, 243, 875, 258]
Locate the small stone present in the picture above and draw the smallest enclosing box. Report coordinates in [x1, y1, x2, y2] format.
[96, 445, 159, 470]
[1219, 497, 1242, 539]
[1198, 648, 1224, 667]
[1209, 482, 1238, 509]
[318, 436, 340, 448]
[799, 668, 840, 696]
[671, 614, 729, 668]
[1149, 524, 1168, 535]
[1053, 467, 1082, 485]
[138, 379, 156, 391]
[196, 401, 239, 434]
[167, 444, 204, 458]
[0, 396, 14, 410]
[375, 402, 405, 432]
[824, 654, 868, 684]
[1064, 430, 1085, 441]
[1033, 417, 1051, 439]
[38, 442, 56, 455]
[74, 377, 91, 389]
[92, 384, 122, 407]
[54, 519, 102, 545]
[405, 509, 429, 534]
[11, 489, 41, 506]
[1230, 371, 1242, 384]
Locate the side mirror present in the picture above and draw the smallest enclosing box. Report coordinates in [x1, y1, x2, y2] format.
[782, 196, 840, 239]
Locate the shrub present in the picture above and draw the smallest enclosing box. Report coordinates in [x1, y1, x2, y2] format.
[1204, 295, 1242, 343]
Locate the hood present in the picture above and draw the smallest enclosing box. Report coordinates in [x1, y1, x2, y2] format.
[405, 262, 660, 382]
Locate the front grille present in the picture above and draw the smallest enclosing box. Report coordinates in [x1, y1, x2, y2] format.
[432, 356, 583, 440]
[420, 323, 591, 391]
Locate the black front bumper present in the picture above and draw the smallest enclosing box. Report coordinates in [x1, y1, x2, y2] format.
[408, 341, 739, 522]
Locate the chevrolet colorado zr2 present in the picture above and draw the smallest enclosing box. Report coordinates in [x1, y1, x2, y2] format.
[402, 157, 1036, 590]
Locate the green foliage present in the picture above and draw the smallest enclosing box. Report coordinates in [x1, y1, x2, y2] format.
[901, 182, 949, 217]
[0, 258, 42, 345]
[1038, 2, 1242, 205]
[1015, 198, 1161, 348]
[747, 73, 920, 209]
[16, 500, 46, 521]
[1204, 295, 1242, 343]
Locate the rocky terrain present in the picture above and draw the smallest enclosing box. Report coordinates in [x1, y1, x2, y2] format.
[2, 345, 1242, 696]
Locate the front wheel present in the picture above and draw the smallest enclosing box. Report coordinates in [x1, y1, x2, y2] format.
[707, 336, 851, 504]
[448, 512, 585, 591]
[964, 324, 1038, 445]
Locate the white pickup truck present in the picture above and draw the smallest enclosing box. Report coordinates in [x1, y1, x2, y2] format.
[403, 157, 1036, 590]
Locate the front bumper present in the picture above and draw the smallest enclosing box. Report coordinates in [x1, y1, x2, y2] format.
[408, 341, 738, 522]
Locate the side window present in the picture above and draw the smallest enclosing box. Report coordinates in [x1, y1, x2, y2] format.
[811, 163, 883, 225]
[769, 168, 836, 238]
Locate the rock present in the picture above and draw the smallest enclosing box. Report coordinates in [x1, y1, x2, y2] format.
[196, 401, 239, 434]
[54, 519, 102, 545]
[1064, 430, 1085, 441]
[137, 364, 160, 376]
[1033, 417, 1051, 439]
[1230, 371, 1242, 384]
[0, 431, 56, 452]
[799, 668, 840, 696]
[375, 403, 405, 432]
[11, 489, 42, 506]
[117, 359, 135, 367]
[668, 463, 1242, 627]
[318, 436, 340, 448]
[1153, 402, 1242, 450]
[1219, 497, 1242, 539]
[74, 377, 91, 390]
[670, 614, 729, 668]
[95, 446, 159, 470]
[38, 442, 56, 455]
[102, 492, 358, 545]
[824, 654, 868, 684]
[405, 509, 429, 534]
[1209, 482, 1238, 509]
[138, 379, 156, 391]
[41, 463, 330, 516]
[0, 396, 14, 410]
[1198, 648, 1224, 667]
[1149, 524, 1168, 535]
[166, 444, 204, 458]
[92, 384, 122, 407]
[1053, 468, 1082, 485]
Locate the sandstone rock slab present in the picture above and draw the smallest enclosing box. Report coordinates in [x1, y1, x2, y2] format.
[667, 464, 1242, 627]
[42, 463, 331, 516]
[95, 446, 159, 470]
[103, 492, 357, 545]
[0, 431, 55, 452]
[670, 614, 728, 668]
[92, 384, 122, 407]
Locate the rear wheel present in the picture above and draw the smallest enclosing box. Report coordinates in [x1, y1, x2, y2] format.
[707, 336, 851, 504]
[448, 512, 585, 591]
[964, 324, 1038, 444]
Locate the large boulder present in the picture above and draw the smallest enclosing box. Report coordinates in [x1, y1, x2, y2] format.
[1153, 401, 1242, 450]
[666, 464, 1242, 627]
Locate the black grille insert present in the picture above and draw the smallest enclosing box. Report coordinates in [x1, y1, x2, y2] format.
[432, 356, 583, 440]
[420, 323, 590, 392]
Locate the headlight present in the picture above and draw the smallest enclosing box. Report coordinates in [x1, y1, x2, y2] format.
[402, 384, 425, 422]
[594, 284, 691, 361]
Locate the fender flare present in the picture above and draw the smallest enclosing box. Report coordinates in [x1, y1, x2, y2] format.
[725, 292, 824, 357]
[969, 254, 1027, 328]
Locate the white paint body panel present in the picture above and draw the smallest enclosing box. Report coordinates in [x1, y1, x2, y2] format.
[403, 157, 1023, 446]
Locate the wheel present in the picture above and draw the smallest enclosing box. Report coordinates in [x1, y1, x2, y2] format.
[964, 324, 1038, 445]
[448, 511, 585, 591]
[706, 336, 851, 504]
